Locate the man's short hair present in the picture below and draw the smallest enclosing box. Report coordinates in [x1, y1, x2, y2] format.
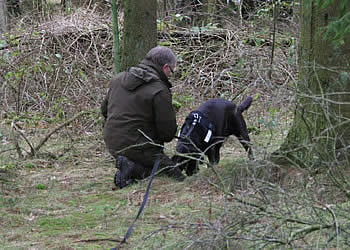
[145, 46, 176, 68]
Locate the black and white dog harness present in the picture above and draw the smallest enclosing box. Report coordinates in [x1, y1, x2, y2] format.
[177, 111, 215, 151]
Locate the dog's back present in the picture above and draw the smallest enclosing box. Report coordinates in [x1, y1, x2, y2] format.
[197, 98, 237, 137]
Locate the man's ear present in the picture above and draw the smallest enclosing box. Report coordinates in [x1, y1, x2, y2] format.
[161, 64, 167, 74]
[238, 96, 253, 113]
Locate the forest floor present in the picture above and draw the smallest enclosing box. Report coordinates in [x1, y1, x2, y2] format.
[0, 99, 296, 249]
[1, 5, 349, 250]
[3, 101, 348, 249]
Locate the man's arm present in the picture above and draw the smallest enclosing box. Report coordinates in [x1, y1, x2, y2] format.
[101, 92, 108, 119]
[153, 90, 177, 142]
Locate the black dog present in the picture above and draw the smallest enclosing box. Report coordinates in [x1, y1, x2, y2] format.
[173, 97, 253, 176]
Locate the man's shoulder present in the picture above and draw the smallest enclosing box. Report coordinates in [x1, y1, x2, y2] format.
[137, 80, 169, 97]
[112, 71, 128, 81]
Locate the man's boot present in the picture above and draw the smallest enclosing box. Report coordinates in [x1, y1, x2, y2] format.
[114, 155, 135, 188]
[114, 155, 152, 188]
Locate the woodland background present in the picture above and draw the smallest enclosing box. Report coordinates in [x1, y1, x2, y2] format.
[0, 0, 349, 249]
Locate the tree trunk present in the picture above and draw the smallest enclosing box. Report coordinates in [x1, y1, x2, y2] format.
[0, 0, 7, 33]
[111, 0, 120, 73]
[207, 0, 216, 24]
[273, 0, 350, 167]
[121, 0, 157, 71]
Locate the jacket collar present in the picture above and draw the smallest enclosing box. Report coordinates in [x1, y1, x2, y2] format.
[139, 59, 172, 89]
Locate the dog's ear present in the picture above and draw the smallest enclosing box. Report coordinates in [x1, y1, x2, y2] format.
[238, 96, 253, 113]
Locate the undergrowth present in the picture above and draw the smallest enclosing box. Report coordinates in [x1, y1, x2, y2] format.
[1, 1, 349, 249]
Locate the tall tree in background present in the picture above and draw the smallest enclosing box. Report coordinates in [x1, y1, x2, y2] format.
[121, 0, 157, 71]
[273, 0, 350, 167]
[111, 0, 120, 73]
[0, 0, 7, 34]
[207, 0, 216, 24]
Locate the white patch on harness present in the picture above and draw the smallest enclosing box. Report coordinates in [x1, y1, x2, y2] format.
[204, 129, 212, 143]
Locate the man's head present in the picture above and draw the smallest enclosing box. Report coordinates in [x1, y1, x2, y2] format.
[145, 46, 176, 77]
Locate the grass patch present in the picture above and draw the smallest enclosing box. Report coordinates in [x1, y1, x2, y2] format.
[1, 110, 349, 249]
[1, 137, 349, 249]
[1, 8, 348, 248]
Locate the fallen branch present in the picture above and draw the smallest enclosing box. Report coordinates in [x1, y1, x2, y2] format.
[0, 148, 17, 154]
[30, 110, 90, 157]
[10, 110, 92, 159]
[10, 123, 25, 159]
[12, 121, 35, 156]
[287, 224, 332, 243]
[73, 238, 122, 243]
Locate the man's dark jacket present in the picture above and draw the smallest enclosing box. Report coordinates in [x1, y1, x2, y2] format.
[101, 59, 177, 160]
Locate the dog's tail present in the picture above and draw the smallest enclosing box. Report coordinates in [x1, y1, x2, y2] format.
[238, 96, 253, 113]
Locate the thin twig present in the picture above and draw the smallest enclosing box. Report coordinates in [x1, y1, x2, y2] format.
[31, 110, 91, 157]
[12, 121, 35, 156]
[73, 238, 122, 243]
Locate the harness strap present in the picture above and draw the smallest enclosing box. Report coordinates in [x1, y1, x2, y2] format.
[111, 156, 161, 250]
[179, 111, 214, 144]
[184, 114, 199, 137]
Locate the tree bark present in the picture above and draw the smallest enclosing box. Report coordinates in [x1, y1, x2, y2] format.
[121, 0, 157, 71]
[0, 0, 7, 34]
[207, 0, 216, 24]
[272, 0, 350, 167]
[111, 0, 120, 73]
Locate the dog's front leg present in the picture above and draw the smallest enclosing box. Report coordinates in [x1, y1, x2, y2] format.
[206, 144, 220, 167]
[186, 159, 199, 176]
[171, 155, 186, 171]
[239, 137, 253, 160]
